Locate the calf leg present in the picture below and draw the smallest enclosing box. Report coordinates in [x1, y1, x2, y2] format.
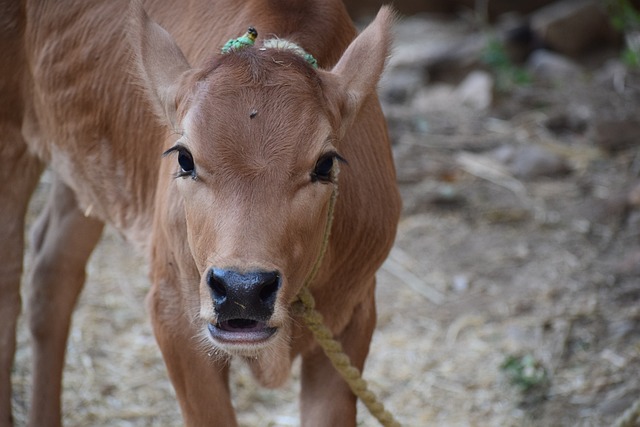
[0, 136, 43, 427]
[26, 177, 103, 427]
[300, 285, 377, 427]
[147, 283, 238, 427]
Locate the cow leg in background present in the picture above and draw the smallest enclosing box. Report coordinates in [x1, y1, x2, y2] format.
[26, 177, 103, 427]
[147, 283, 238, 427]
[0, 133, 43, 427]
[300, 282, 377, 427]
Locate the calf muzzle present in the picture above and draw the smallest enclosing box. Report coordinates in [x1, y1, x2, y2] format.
[207, 268, 280, 324]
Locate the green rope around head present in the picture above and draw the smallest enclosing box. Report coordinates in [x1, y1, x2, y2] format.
[221, 27, 257, 53]
[294, 164, 402, 427]
[221, 26, 319, 69]
[261, 39, 318, 69]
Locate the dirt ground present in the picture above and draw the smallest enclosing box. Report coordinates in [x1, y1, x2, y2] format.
[11, 11, 640, 427]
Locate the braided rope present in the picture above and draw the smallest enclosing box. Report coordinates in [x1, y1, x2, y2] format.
[294, 165, 402, 427]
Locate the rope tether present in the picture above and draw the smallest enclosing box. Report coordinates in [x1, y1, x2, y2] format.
[294, 164, 402, 427]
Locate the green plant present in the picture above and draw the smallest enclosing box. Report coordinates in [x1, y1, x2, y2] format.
[622, 45, 640, 67]
[481, 38, 532, 92]
[607, 0, 640, 68]
[608, 0, 640, 31]
[501, 354, 548, 391]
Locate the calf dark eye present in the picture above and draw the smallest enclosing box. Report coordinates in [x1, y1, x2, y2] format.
[162, 144, 197, 180]
[178, 150, 195, 177]
[311, 152, 345, 183]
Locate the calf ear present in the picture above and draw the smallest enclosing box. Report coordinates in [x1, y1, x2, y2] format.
[328, 6, 395, 138]
[128, 0, 191, 128]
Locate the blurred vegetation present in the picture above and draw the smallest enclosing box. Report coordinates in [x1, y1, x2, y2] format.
[608, 0, 640, 31]
[501, 354, 548, 392]
[481, 38, 532, 92]
[607, 0, 640, 67]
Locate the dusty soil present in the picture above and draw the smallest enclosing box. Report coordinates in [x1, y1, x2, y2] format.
[11, 12, 640, 427]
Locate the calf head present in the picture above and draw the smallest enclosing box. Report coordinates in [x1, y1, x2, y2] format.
[129, 2, 393, 376]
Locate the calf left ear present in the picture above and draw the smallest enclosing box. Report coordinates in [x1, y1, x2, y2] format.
[128, 0, 192, 129]
[327, 6, 395, 138]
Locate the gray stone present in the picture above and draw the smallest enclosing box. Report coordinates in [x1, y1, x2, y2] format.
[526, 49, 582, 80]
[379, 68, 425, 105]
[594, 59, 628, 94]
[455, 70, 494, 110]
[491, 144, 571, 179]
[424, 34, 487, 84]
[411, 84, 457, 113]
[591, 118, 640, 152]
[530, 0, 616, 56]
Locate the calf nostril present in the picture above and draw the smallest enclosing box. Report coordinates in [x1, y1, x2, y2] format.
[207, 269, 227, 304]
[259, 273, 280, 304]
[207, 268, 280, 319]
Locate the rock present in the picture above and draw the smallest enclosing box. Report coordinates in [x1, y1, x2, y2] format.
[425, 34, 487, 84]
[498, 13, 541, 63]
[530, 0, 617, 56]
[545, 108, 590, 135]
[510, 145, 571, 178]
[526, 49, 582, 80]
[491, 144, 517, 164]
[411, 71, 494, 112]
[591, 118, 640, 152]
[392, 142, 457, 184]
[491, 144, 571, 179]
[379, 68, 425, 105]
[388, 17, 472, 74]
[411, 84, 457, 112]
[384, 16, 485, 88]
[595, 59, 629, 93]
[455, 71, 494, 110]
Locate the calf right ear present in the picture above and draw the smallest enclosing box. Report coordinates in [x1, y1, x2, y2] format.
[128, 0, 192, 129]
[324, 6, 395, 139]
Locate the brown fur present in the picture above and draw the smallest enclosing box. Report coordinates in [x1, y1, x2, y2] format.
[0, 0, 401, 426]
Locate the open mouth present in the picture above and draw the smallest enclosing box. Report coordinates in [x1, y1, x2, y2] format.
[208, 319, 277, 344]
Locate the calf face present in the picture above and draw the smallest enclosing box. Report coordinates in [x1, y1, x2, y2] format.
[130, 2, 393, 362]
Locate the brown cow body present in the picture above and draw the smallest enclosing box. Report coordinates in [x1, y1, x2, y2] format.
[0, 0, 400, 426]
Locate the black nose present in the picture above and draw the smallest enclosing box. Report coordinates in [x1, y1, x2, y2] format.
[207, 268, 280, 322]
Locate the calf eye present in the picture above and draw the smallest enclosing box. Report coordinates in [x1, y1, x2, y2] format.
[311, 152, 345, 183]
[178, 150, 195, 177]
[162, 144, 197, 180]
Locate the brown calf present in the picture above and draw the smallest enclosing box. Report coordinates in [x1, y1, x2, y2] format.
[0, 0, 401, 426]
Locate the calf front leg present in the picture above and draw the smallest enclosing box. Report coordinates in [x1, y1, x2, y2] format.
[0, 9, 40, 424]
[147, 282, 238, 426]
[300, 286, 377, 427]
[26, 177, 103, 427]
[0, 133, 43, 427]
